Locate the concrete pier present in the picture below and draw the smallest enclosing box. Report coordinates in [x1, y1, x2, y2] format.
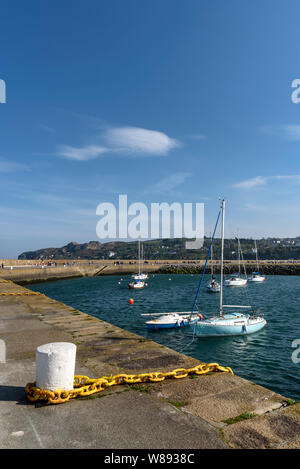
[1, 259, 300, 285]
[0, 278, 299, 449]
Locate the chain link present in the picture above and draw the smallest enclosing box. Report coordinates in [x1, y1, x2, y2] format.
[25, 363, 233, 405]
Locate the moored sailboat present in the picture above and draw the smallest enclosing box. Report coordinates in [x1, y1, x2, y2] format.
[248, 240, 266, 282]
[190, 200, 267, 337]
[131, 241, 149, 281]
[128, 279, 145, 289]
[224, 236, 247, 287]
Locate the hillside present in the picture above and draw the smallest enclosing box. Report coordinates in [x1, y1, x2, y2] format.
[18, 237, 300, 260]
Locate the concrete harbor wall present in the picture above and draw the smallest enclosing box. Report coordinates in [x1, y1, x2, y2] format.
[1, 259, 300, 285]
[0, 277, 299, 449]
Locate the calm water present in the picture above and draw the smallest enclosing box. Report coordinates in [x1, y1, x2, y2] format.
[29, 274, 300, 401]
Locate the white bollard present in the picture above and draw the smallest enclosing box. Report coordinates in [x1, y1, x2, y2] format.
[36, 342, 76, 391]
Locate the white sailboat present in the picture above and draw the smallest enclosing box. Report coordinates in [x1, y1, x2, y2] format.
[224, 237, 247, 287]
[190, 200, 267, 337]
[128, 240, 145, 289]
[131, 241, 148, 281]
[248, 240, 266, 282]
[128, 280, 145, 290]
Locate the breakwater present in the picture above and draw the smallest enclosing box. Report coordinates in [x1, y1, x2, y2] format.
[1, 259, 300, 284]
[156, 261, 300, 276]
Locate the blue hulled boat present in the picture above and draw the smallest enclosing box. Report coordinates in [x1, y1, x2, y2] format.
[190, 199, 266, 338]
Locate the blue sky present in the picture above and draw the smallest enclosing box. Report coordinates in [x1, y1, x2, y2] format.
[1, 0, 300, 257]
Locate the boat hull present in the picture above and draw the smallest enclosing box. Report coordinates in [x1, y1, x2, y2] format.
[224, 278, 247, 287]
[146, 316, 199, 331]
[128, 282, 145, 289]
[190, 315, 266, 337]
[248, 276, 266, 282]
[207, 284, 220, 292]
[132, 274, 148, 280]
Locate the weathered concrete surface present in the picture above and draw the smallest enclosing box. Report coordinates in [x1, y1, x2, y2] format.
[0, 278, 299, 449]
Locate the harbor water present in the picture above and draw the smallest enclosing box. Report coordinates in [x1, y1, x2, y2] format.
[29, 274, 300, 401]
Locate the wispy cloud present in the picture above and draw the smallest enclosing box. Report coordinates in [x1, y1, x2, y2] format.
[188, 133, 207, 140]
[233, 176, 267, 189]
[146, 172, 192, 194]
[57, 144, 108, 161]
[261, 124, 300, 141]
[0, 159, 30, 173]
[233, 174, 300, 189]
[273, 175, 300, 181]
[37, 124, 55, 133]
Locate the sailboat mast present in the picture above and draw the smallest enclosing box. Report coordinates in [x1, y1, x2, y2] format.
[138, 240, 141, 275]
[219, 199, 225, 316]
[237, 236, 241, 274]
[255, 239, 259, 271]
[210, 233, 214, 277]
[211, 238, 214, 277]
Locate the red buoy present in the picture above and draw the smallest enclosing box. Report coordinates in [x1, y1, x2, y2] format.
[128, 298, 134, 305]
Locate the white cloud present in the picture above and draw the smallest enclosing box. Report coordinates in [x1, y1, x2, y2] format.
[233, 174, 300, 190]
[37, 124, 55, 133]
[281, 125, 300, 140]
[274, 174, 300, 181]
[57, 125, 180, 162]
[189, 133, 207, 140]
[149, 172, 192, 194]
[57, 144, 108, 161]
[104, 126, 180, 155]
[233, 176, 267, 189]
[0, 159, 30, 173]
[261, 124, 300, 140]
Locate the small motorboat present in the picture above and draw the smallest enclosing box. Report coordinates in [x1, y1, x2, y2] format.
[142, 312, 199, 331]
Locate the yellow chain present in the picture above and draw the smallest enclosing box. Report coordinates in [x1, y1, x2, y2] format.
[25, 363, 233, 405]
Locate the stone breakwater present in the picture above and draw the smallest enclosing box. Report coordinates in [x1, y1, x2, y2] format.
[156, 262, 300, 276]
[1, 259, 300, 285]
